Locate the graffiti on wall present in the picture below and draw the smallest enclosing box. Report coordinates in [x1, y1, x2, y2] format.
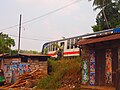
[89, 50, 95, 86]
[105, 49, 112, 84]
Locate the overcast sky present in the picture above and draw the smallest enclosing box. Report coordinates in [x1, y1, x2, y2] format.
[0, 0, 98, 52]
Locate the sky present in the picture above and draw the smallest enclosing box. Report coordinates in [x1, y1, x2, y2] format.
[0, 0, 99, 52]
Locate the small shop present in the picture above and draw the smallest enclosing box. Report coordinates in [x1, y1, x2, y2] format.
[77, 29, 120, 89]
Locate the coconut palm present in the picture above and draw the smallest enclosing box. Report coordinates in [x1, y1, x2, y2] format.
[89, 0, 120, 31]
[90, 0, 111, 28]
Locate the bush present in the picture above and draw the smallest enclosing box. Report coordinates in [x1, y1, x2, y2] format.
[37, 57, 82, 89]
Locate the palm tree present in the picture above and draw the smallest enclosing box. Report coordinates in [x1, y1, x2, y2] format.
[90, 0, 111, 28]
[89, 0, 120, 31]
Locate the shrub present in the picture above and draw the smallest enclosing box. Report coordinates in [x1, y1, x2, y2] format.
[37, 57, 82, 89]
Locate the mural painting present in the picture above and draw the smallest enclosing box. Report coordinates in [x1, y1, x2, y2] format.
[89, 50, 95, 85]
[4, 65, 12, 83]
[4, 62, 31, 83]
[82, 60, 89, 84]
[105, 49, 112, 84]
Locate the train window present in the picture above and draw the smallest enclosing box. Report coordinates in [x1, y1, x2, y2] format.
[53, 42, 57, 51]
[49, 44, 50, 51]
[60, 42, 64, 47]
[50, 44, 52, 51]
[52, 44, 54, 51]
[71, 39, 74, 49]
[67, 39, 70, 49]
[48, 44, 50, 51]
[75, 38, 78, 48]
[52, 42, 57, 51]
[53, 43, 55, 51]
[44, 45, 48, 54]
[56, 42, 58, 50]
[73, 38, 76, 48]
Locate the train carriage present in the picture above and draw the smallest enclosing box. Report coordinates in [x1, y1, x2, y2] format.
[42, 28, 119, 58]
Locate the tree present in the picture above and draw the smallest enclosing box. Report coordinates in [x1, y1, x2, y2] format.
[20, 50, 41, 54]
[0, 33, 15, 54]
[11, 49, 41, 55]
[89, 0, 120, 32]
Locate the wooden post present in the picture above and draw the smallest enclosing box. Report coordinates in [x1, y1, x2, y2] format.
[95, 49, 105, 85]
[112, 48, 118, 86]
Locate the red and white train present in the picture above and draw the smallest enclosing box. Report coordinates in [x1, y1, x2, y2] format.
[42, 28, 118, 58]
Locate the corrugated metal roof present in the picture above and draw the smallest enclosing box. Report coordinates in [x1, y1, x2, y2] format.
[77, 33, 120, 45]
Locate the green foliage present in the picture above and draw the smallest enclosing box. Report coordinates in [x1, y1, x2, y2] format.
[43, 48, 48, 55]
[0, 33, 15, 54]
[37, 58, 82, 89]
[20, 50, 41, 54]
[52, 43, 61, 49]
[11, 50, 18, 55]
[92, 25, 101, 32]
[11, 49, 41, 55]
[89, 0, 120, 32]
[37, 75, 60, 90]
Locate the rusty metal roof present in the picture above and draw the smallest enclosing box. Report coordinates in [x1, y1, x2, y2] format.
[77, 33, 120, 45]
[0, 53, 50, 58]
[18, 53, 49, 57]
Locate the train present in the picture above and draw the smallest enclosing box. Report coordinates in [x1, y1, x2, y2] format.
[42, 28, 120, 58]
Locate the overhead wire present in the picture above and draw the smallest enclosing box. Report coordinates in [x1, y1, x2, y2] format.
[22, 0, 81, 24]
[0, 0, 81, 31]
[9, 34, 51, 41]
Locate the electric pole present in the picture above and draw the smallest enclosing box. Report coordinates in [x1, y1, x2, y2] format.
[18, 14, 22, 53]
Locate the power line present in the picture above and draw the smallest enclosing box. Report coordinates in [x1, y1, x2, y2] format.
[9, 34, 51, 41]
[0, 25, 18, 31]
[22, 0, 80, 24]
[0, 0, 81, 31]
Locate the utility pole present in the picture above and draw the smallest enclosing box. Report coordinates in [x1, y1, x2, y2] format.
[18, 14, 22, 53]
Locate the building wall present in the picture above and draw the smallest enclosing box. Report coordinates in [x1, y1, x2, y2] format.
[2, 57, 48, 84]
[28, 58, 48, 74]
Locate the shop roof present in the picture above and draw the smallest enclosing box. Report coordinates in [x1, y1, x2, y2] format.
[0, 53, 50, 58]
[77, 33, 120, 45]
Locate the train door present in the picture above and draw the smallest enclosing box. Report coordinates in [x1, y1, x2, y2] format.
[60, 42, 65, 51]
